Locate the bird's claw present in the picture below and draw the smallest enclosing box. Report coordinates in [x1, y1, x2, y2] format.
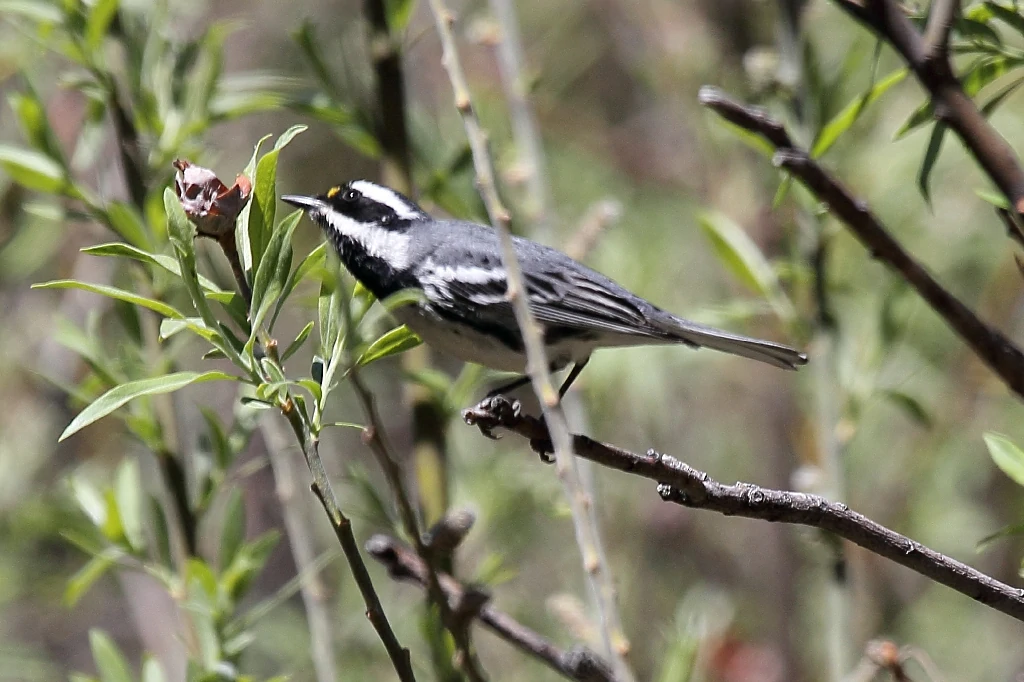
[462, 394, 521, 439]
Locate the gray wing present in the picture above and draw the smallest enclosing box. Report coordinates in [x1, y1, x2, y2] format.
[418, 227, 668, 345]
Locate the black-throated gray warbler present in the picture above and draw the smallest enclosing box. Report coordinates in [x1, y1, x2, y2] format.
[282, 180, 807, 396]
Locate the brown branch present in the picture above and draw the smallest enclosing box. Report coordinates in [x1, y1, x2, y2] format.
[366, 534, 619, 682]
[461, 397, 1024, 624]
[349, 369, 489, 682]
[279, 399, 417, 682]
[832, 0, 1024, 217]
[699, 87, 1024, 400]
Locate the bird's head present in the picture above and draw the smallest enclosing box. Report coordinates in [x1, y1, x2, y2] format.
[282, 180, 428, 269]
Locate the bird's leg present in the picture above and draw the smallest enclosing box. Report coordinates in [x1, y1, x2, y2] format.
[557, 358, 590, 397]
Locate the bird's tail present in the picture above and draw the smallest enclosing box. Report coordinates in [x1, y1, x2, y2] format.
[654, 315, 808, 370]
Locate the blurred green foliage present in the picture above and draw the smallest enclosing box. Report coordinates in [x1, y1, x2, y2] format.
[4, 0, 1024, 681]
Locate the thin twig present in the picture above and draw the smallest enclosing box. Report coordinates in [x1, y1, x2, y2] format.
[563, 200, 623, 262]
[261, 418, 338, 682]
[279, 398, 417, 682]
[348, 369, 489, 681]
[921, 0, 959, 59]
[461, 399, 1024, 623]
[699, 87, 1024, 400]
[367, 534, 620, 682]
[832, 0, 1024, 217]
[425, 3, 634, 678]
[487, 0, 551, 236]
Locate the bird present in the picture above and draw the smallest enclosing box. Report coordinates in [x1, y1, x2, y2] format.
[282, 180, 807, 398]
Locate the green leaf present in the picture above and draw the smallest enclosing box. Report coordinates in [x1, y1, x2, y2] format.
[103, 201, 151, 249]
[89, 630, 133, 682]
[882, 390, 932, 429]
[60, 371, 237, 441]
[115, 458, 146, 551]
[0, 144, 66, 192]
[8, 86, 66, 167]
[281, 320, 315, 362]
[893, 101, 934, 139]
[917, 123, 947, 205]
[385, 0, 417, 31]
[85, 0, 119, 50]
[249, 209, 302, 341]
[293, 22, 338, 95]
[697, 211, 795, 323]
[249, 125, 306, 276]
[70, 475, 107, 527]
[357, 325, 422, 366]
[270, 241, 326, 329]
[165, 188, 247, 369]
[983, 432, 1024, 487]
[64, 550, 118, 606]
[976, 521, 1024, 551]
[221, 531, 280, 602]
[812, 69, 907, 157]
[82, 243, 226, 296]
[33, 280, 184, 319]
[219, 488, 246, 570]
[962, 55, 1024, 97]
[985, 2, 1024, 37]
[981, 73, 1024, 116]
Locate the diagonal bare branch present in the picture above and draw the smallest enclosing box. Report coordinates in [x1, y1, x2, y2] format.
[462, 398, 1024, 624]
[699, 87, 1024, 401]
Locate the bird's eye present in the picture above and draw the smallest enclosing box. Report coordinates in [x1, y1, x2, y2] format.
[343, 189, 360, 202]
[380, 214, 392, 225]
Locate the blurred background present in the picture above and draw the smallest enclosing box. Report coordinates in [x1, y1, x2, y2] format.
[3, 0, 1024, 680]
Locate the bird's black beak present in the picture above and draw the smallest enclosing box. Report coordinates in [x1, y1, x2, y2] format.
[281, 194, 324, 211]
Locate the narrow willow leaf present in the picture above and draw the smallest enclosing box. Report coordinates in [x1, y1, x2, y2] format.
[64, 550, 118, 606]
[249, 125, 306, 276]
[983, 432, 1024, 487]
[220, 488, 246, 570]
[115, 459, 146, 551]
[812, 69, 907, 158]
[33, 280, 184, 319]
[293, 21, 338, 95]
[697, 211, 795, 323]
[976, 521, 1024, 551]
[894, 101, 934, 140]
[0, 144, 66, 192]
[248, 210, 302, 352]
[60, 371, 236, 441]
[82, 243, 226, 296]
[882, 390, 933, 429]
[89, 630, 133, 682]
[981, 73, 1024, 115]
[8, 85, 66, 167]
[281, 321, 315, 362]
[103, 201, 151, 249]
[918, 122, 948, 205]
[85, 0, 119, 51]
[271, 241, 326, 329]
[356, 325, 422, 366]
[985, 1, 1024, 36]
[238, 133, 272, 275]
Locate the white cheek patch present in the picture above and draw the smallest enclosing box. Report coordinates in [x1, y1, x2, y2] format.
[350, 180, 423, 219]
[320, 210, 411, 270]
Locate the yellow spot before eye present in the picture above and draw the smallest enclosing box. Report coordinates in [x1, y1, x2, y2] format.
[326, 186, 341, 199]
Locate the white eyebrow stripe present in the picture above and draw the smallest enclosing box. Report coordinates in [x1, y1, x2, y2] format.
[350, 180, 423, 219]
[321, 209, 411, 269]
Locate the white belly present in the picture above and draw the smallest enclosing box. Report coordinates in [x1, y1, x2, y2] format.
[392, 307, 530, 372]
